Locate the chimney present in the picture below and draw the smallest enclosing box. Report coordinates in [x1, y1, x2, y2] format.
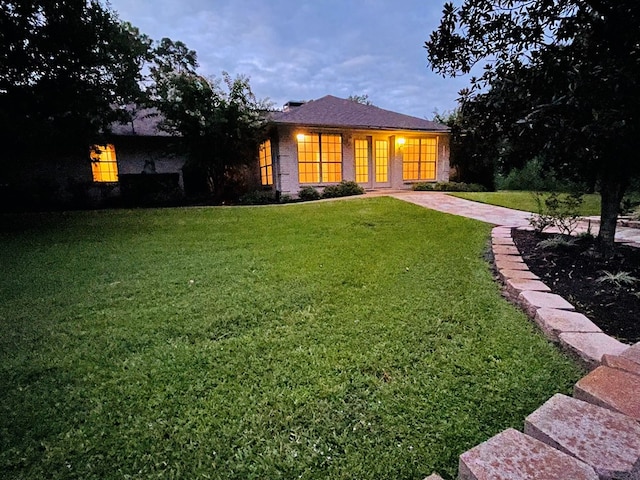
[283, 100, 306, 112]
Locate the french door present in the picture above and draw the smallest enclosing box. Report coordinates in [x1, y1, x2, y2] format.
[354, 137, 390, 188]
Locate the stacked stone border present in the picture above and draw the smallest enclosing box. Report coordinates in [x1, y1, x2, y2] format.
[424, 225, 640, 480]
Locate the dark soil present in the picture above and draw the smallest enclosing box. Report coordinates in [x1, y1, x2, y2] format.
[512, 229, 640, 345]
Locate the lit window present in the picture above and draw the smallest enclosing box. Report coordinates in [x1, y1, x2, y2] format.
[355, 139, 368, 183]
[297, 133, 342, 184]
[90, 144, 118, 182]
[375, 140, 389, 183]
[259, 140, 273, 186]
[402, 137, 437, 181]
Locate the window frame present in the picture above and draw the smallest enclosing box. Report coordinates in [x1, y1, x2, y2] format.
[259, 139, 274, 186]
[402, 137, 438, 182]
[90, 144, 119, 183]
[297, 132, 343, 184]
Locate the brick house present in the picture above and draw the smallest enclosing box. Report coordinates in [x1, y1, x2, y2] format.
[257, 95, 450, 196]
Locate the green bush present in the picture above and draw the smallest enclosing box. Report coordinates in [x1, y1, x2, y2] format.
[495, 158, 573, 191]
[238, 190, 277, 205]
[321, 181, 365, 199]
[432, 181, 488, 192]
[528, 192, 584, 234]
[298, 186, 321, 201]
[411, 182, 434, 191]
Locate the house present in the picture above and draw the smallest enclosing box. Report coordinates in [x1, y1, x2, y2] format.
[257, 95, 450, 196]
[1, 108, 187, 210]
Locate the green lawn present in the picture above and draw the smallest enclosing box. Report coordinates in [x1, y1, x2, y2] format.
[449, 190, 602, 216]
[0, 198, 582, 479]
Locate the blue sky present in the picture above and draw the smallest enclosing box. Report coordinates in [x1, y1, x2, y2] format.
[108, 0, 471, 119]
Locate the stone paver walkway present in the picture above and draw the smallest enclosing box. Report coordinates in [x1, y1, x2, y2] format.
[387, 191, 640, 246]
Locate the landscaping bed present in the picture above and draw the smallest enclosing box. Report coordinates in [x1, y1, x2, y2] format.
[512, 229, 640, 344]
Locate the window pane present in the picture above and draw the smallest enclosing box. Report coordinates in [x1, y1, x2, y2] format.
[90, 144, 118, 182]
[259, 140, 273, 185]
[375, 140, 388, 183]
[355, 139, 368, 183]
[297, 134, 320, 183]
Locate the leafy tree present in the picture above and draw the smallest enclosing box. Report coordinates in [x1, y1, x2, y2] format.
[426, 0, 640, 253]
[148, 39, 272, 200]
[347, 94, 374, 106]
[433, 107, 496, 190]
[0, 1, 151, 163]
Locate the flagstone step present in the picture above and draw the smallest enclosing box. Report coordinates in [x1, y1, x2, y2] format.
[558, 332, 629, 370]
[524, 393, 640, 480]
[574, 366, 640, 421]
[423, 474, 444, 480]
[602, 354, 640, 376]
[458, 428, 598, 480]
[518, 290, 574, 317]
[620, 342, 640, 365]
[534, 308, 602, 342]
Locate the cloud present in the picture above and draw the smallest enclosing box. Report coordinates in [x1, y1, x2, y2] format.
[109, 0, 470, 118]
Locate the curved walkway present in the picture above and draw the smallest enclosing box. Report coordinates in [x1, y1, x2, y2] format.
[388, 191, 640, 247]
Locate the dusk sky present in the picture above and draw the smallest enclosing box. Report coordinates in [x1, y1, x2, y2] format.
[108, 0, 472, 119]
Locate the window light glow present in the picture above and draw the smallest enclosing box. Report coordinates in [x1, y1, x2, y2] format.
[90, 144, 118, 182]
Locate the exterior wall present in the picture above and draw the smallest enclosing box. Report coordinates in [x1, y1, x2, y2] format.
[0, 136, 187, 211]
[272, 125, 450, 195]
[115, 136, 186, 188]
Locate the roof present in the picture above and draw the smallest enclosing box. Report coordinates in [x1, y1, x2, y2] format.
[109, 107, 171, 137]
[270, 95, 448, 132]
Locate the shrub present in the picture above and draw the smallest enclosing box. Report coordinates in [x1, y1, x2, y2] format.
[321, 181, 365, 199]
[537, 235, 577, 250]
[496, 158, 571, 191]
[528, 192, 584, 234]
[238, 190, 277, 205]
[411, 182, 434, 191]
[298, 186, 321, 201]
[432, 181, 488, 192]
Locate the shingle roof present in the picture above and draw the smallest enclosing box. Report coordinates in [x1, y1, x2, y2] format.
[270, 95, 448, 132]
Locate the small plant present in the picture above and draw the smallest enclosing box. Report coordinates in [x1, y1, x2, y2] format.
[298, 186, 321, 201]
[528, 192, 584, 234]
[321, 181, 365, 199]
[596, 270, 639, 288]
[537, 235, 577, 250]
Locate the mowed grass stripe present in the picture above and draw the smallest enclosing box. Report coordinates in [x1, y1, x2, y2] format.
[0, 197, 582, 479]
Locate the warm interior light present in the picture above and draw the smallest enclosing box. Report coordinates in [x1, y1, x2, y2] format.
[296, 133, 306, 141]
[397, 137, 406, 145]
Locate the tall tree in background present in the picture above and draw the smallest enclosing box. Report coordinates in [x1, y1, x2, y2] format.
[426, 0, 640, 253]
[148, 39, 272, 200]
[0, 1, 150, 163]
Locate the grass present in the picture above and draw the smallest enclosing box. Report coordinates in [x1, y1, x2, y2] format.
[449, 190, 602, 216]
[0, 198, 582, 479]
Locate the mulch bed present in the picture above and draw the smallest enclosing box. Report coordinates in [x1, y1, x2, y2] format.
[512, 229, 640, 345]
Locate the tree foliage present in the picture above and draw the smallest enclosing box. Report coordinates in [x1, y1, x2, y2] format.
[148, 39, 272, 200]
[0, 1, 151, 161]
[426, 0, 640, 252]
[347, 94, 374, 106]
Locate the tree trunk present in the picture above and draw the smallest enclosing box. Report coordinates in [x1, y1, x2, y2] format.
[598, 172, 627, 256]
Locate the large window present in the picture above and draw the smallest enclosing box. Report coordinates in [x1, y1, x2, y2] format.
[259, 139, 273, 186]
[297, 133, 342, 183]
[402, 137, 437, 181]
[90, 144, 118, 182]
